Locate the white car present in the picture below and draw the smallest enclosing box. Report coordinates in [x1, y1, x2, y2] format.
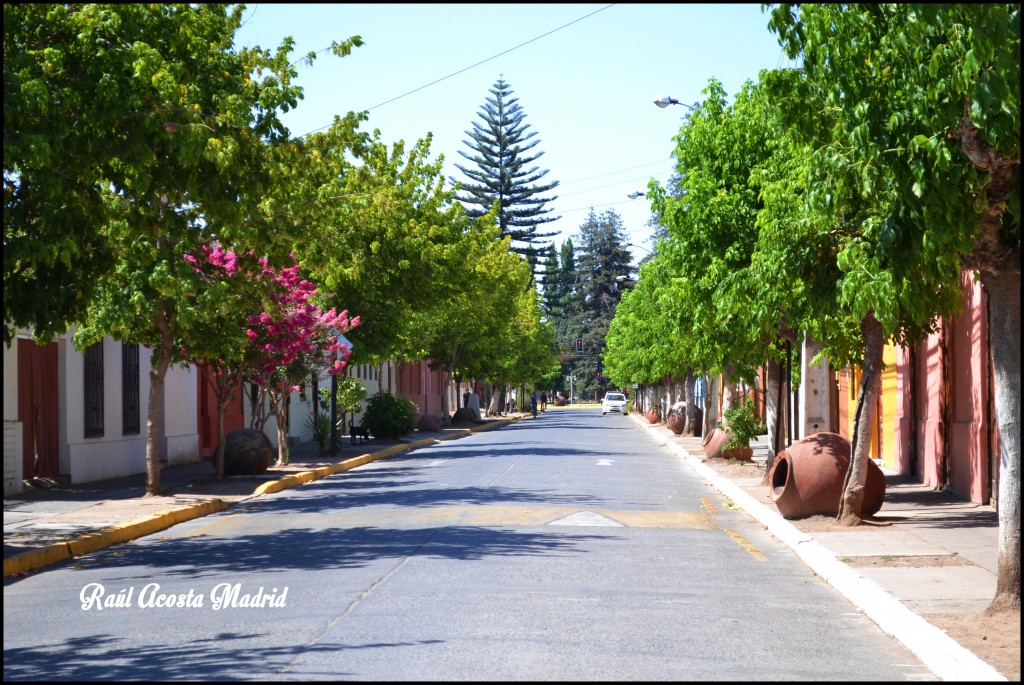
[601, 392, 628, 415]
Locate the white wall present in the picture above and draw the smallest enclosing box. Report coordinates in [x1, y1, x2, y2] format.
[3, 335, 23, 494]
[63, 335, 199, 483]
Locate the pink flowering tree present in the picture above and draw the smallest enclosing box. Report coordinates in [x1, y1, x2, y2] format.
[183, 246, 358, 476]
[244, 257, 359, 465]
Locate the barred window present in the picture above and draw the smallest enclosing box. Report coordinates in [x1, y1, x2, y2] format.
[122, 343, 140, 435]
[84, 342, 104, 438]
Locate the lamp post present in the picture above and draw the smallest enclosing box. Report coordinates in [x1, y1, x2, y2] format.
[627, 191, 646, 199]
[567, 374, 577, 404]
[653, 95, 697, 111]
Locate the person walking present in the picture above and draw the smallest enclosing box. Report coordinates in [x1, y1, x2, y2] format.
[540, 391, 548, 413]
[530, 392, 538, 418]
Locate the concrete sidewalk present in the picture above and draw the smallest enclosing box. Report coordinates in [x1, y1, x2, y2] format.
[631, 412, 1013, 682]
[4, 407, 1016, 680]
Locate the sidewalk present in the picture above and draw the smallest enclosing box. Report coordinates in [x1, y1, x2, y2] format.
[4, 408, 1018, 681]
[632, 413, 1017, 682]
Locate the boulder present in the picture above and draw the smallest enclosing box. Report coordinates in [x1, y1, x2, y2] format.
[416, 412, 442, 432]
[451, 407, 479, 424]
[221, 428, 273, 475]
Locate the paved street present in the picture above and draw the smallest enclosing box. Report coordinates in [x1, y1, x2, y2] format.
[4, 409, 936, 681]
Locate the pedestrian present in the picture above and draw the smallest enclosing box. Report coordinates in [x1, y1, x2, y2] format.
[530, 392, 538, 418]
[463, 389, 470, 408]
[540, 391, 548, 412]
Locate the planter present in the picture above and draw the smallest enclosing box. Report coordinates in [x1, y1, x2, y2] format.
[646, 410, 659, 424]
[553, 396, 566, 407]
[768, 431, 886, 519]
[666, 407, 686, 435]
[702, 427, 753, 461]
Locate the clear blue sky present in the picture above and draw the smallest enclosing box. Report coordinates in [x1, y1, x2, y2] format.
[235, 4, 795, 265]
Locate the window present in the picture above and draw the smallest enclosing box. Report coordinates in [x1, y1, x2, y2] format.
[84, 341, 104, 438]
[122, 343, 140, 435]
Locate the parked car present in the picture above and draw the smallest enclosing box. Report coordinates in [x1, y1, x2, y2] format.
[601, 392, 628, 415]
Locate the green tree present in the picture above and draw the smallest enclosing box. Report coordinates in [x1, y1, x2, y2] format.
[453, 77, 561, 268]
[423, 221, 537, 424]
[572, 209, 639, 396]
[540, 243, 562, 318]
[8, 4, 360, 495]
[298, 126, 472, 372]
[767, 2, 1020, 612]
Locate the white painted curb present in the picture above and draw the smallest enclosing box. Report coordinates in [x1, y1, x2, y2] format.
[635, 415, 1006, 682]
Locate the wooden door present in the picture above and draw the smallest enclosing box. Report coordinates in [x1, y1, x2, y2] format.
[17, 339, 60, 479]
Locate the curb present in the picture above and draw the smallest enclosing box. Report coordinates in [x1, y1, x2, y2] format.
[5, 416, 520, 579]
[633, 415, 1006, 682]
[4, 499, 226, 577]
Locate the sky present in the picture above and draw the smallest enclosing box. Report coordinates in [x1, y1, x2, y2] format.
[234, 3, 796, 266]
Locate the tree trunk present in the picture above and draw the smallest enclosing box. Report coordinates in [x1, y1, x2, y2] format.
[837, 312, 883, 526]
[762, 355, 786, 486]
[144, 305, 173, 496]
[273, 391, 289, 466]
[721, 365, 739, 419]
[486, 383, 502, 416]
[213, 372, 233, 480]
[684, 371, 697, 436]
[702, 374, 720, 438]
[984, 268, 1021, 613]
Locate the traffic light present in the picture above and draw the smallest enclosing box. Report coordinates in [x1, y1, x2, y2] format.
[575, 338, 583, 353]
[597, 359, 603, 378]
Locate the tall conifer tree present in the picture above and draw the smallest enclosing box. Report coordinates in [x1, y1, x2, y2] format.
[454, 77, 560, 268]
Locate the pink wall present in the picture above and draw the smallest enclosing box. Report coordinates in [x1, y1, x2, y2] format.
[894, 345, 914, 474]
[915, 324, 946, 490]
[948, 272, 989, 503]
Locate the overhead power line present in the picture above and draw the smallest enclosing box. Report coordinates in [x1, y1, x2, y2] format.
[363, 4, 616, 113]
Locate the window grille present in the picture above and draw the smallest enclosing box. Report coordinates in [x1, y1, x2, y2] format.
[84, 342, 104, 438]
[122, 343, 140, 435]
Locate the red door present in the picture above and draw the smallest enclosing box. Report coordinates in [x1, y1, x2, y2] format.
[17, 339, 60, 479]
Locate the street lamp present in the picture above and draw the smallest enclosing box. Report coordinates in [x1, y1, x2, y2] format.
[653, 95, 697, 111]
[627, 191, 646, 199]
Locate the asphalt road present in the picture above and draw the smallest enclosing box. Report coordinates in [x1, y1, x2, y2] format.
[3, 408, 937, 681]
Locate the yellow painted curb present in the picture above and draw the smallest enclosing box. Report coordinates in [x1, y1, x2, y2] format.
[5, 499, 226, 577]
[4, 542, 72, 577]
[7, 420, 519, 578]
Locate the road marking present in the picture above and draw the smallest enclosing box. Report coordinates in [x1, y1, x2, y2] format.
[595, 459, 614, 466]
[724, 528, 768, 562]
[186, 504, 718, 533]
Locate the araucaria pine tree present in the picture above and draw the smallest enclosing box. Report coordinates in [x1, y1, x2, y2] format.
[454, 77, 560, 270]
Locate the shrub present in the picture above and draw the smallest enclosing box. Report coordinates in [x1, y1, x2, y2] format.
[722, 397, 763, 450]
[362, 391, 417, 440]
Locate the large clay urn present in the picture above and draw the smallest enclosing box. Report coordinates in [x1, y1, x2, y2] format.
[768, 431, 886, 519]
[702, 427, 754, 461]
[646, 409, 659, 424]
[666, 403, 686, 435]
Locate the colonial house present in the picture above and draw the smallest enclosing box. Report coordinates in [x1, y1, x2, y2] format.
[3, 327, 400, 495]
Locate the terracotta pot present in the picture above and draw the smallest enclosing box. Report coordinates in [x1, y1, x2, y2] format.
[768, 431, 886, 519]
[646, 410, 659, 424]
[666, 410, 686, 435]
[702, 427, 752, 461]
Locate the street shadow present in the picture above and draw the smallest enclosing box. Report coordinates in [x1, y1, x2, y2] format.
[56, 523, 614, 579]
[2, 631, 447, 681]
